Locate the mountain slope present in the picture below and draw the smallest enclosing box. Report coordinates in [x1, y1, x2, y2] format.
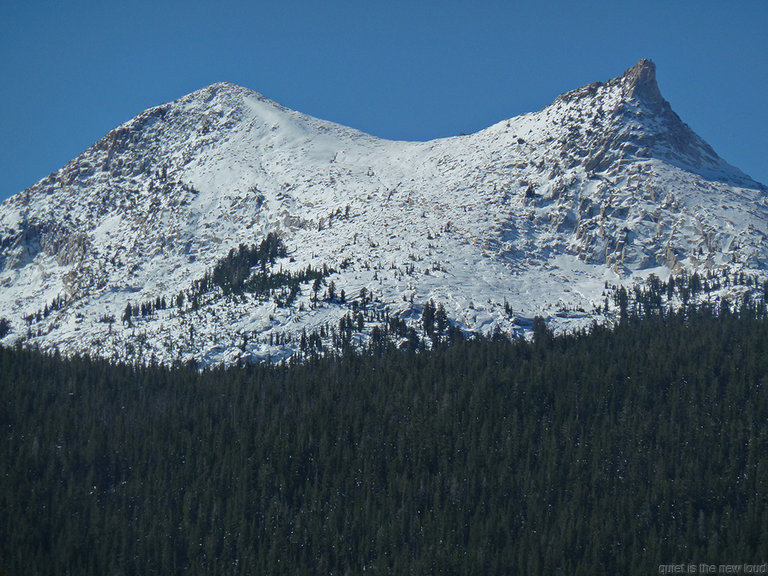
[1, 60, 766, 365]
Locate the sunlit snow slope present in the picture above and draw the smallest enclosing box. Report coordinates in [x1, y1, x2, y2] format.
[0, 59, 766, 365]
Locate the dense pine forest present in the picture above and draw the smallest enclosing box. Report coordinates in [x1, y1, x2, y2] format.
[2, 303, 768, 574]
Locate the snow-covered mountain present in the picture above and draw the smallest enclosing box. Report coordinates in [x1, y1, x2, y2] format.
[1, 59, 766, 365]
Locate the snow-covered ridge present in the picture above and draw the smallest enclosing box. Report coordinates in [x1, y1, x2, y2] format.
[0, 60, 766, 365]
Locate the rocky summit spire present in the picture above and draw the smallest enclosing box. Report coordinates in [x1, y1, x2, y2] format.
[620, 59, 664, 106]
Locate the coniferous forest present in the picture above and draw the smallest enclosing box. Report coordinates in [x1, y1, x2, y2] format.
[2, 304, 768, 574]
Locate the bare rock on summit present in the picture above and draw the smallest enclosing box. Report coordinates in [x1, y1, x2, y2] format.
[569, 59, 741, 182]
[619, 58, 665, 106]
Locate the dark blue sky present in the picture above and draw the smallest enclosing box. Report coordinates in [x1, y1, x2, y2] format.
[1, 0, 766, 202]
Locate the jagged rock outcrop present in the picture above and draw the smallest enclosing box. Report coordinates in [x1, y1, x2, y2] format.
[620, 58, 664, 104]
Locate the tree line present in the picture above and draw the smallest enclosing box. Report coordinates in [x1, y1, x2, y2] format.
[2, 299, 768, 574]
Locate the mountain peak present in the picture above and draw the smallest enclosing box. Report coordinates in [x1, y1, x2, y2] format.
[551, 59, 756, 184]
[194, 81, 249, 94]
[1, 63, 766, 366]
[619, 58, 663, 104]
[183, 81, 257, 104]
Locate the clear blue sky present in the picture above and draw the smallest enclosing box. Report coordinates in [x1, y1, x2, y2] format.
[1, 0, 766, 202]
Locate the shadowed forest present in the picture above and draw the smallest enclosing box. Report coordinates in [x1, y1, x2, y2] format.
[2, 302, 768, 574]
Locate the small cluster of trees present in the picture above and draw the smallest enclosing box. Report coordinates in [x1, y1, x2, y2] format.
[122, 296, 169, 327]
[207, 233, 286, 295]
[317, 205, 351, 231]
[186, 233, 332, 307]
[23, 294, 68, 325]
[295, 300, 464, 359]
[610, 269, 768, 321]
[421, 299, 449, 340]
[121, 233, 338, 327]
